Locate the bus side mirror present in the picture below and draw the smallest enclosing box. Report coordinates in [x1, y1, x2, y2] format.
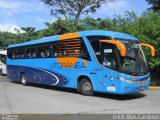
[100, 40, 126, 57]
[140, 43, 155, 57]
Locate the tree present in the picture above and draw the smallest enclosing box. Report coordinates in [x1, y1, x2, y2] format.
[21, 27, 36, 35]
[14, 28, 20, 34]
[42, 0, 113, 20]
[146, 0, 160, 13]
[46, 18, 79, 34]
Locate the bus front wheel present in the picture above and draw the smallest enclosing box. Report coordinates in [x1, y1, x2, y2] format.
[20, 73, 28, 86]
[79, 78, 93, 96]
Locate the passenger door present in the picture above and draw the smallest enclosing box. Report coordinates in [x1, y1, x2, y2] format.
[102, 44, 120, 93]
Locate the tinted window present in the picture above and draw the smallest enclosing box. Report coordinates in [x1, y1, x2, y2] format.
[87, 36, 111, 54]
[52, 38, 90, 60]
[87, 36, 110, 63]
[103, 45, 117, 70]
[27, 47, 37, 58]
[8, 43, 51, 59]
[7, 49, 12, 59]
[7, 39, 90, 60]
[16, 48, 25, 59]
[12, 49, 16, 59]
[38, 45, 50, 58]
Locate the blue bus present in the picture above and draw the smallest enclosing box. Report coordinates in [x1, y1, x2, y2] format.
[7, 30, 155, 95]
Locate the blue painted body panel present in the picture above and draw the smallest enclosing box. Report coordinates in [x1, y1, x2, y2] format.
[118, 73, 150, 94]
[7, 65, 67, 86]
[7, 30, 150, 95]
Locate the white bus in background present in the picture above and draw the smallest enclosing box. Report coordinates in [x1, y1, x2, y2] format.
[0, 50, 7, 75]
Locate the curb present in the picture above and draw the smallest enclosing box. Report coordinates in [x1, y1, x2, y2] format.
[149, 86, 160, 90]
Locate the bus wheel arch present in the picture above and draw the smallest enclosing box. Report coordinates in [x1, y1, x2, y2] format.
[77, 75, 94, 96]
[20, 72, 28, 86]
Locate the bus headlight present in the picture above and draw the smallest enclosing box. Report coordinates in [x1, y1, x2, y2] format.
[118, 76, 149, 85]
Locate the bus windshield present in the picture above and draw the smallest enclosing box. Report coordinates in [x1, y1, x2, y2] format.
[117, 39, 148, 75]
[87, 36, 148, 76]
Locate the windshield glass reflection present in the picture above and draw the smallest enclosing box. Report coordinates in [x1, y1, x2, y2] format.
[118, 39, 148, 75]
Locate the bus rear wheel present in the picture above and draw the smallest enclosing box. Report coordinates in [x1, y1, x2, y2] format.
[20, 73, 28, 86]
[79, 78, 93, 96]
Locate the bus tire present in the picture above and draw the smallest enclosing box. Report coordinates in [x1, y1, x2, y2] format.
[20, 73, 28, 86]
[79, 78, 93, 96]
[0, 69, 4, 76]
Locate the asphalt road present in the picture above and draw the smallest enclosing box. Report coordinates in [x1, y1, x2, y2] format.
[0, 76, 160, 114]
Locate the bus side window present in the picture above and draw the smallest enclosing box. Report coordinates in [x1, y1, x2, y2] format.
[88, 37, 102, 63]
[12, 49, 16, 59]
[16, 48, 25, 59]
[52, 38, 91, 61]
[8, 49, 12, 59]
[38, 45, 50, 58]
[53, 41, 64, 57]
[103, 46, 117, 70]
[79, 38, 91, 61]
[16, 49, 19, 58]
[52, 42, 57, 57]
[27, 47, 36, 59]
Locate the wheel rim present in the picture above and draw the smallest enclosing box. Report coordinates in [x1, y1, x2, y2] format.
[83, 82, 92, 92]
[21, 75, 26, 84]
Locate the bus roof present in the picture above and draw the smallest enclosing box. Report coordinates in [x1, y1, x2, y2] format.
[8, 30, 138, 48]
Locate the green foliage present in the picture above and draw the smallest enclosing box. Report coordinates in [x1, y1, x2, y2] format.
[146, 0, 160, 13]
[46, 19, 79, 34]
[21, 27, 36, 35]
[41, 0, 112, 20]
[0, 32, 25, 48]
[133, 13, 160, 68]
